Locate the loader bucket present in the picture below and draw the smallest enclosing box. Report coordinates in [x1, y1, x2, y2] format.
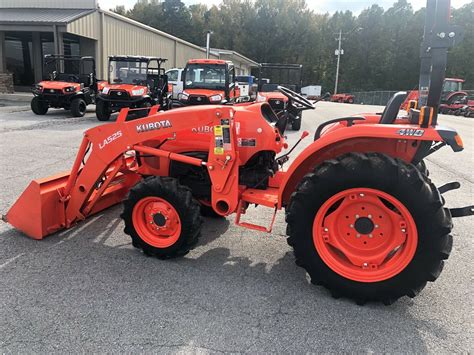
[5, 172, 70, 240]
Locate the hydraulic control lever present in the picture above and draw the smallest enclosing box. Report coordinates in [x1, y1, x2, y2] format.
[276, 130, 309, 167]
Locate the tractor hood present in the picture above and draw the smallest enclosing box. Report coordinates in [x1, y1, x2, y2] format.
[257, 91, 288, 102]
[38, 81, 81, 91]
[101, 83, 148, 96]
[184, 88, 225, 98]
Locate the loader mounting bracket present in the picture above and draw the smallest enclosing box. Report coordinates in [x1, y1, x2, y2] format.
[450, 206, 474, 218]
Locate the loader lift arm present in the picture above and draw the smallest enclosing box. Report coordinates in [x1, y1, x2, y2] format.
[5, 105, 237, 239]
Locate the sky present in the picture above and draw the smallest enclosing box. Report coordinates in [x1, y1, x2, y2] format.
[98, 0, 472, 13]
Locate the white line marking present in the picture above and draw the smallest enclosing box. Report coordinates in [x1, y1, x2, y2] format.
[0, 253, 25, 270]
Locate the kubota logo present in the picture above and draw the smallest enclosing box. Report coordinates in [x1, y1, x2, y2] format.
[192, 125, 213, 134]
[136, 120, 172, 133]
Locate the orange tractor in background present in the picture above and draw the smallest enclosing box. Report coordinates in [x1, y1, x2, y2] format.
[2, 0, 473, 305]
[255, 63, 306, 130]
[96, 56, 172, 121]
[177, 59, 240, 106]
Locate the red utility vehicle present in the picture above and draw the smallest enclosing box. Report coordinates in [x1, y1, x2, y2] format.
[330, 93, 355, 104]
[178, 59, 239, 106]
[31, 55, 99, 117]
[96, 56, 171, 121]
[3, 0, 472, 305]
[403, 78, 468, 112]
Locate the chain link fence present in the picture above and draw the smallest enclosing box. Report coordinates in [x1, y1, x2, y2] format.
[352, 90, 474, 106]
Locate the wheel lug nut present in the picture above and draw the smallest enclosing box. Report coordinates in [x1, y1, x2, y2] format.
[355, 214, 359, 218]
[368, 214, 372, 219]
[375, 224, 379, 228]
[363, 262, 368, 267]
[324, 228, 328, 232]
[368, 234, 373, 238]
[401, 228, 406, 233]
[350, 224, 354, 228]
[359, 193, 365, 197]
[356, 234, 361, 238]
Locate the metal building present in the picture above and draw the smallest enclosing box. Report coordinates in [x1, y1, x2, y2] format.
[0, 0, 257, 91]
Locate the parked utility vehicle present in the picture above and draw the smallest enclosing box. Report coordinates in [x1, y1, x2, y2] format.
[31, 55, 98, 117]
[178, 59, 239, 105]
[96, 56, 171, 121]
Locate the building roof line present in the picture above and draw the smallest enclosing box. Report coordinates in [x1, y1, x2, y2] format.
[98, 8, 212, 55]
[210, 48, 259, 66]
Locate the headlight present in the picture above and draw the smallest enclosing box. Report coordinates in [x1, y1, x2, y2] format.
[257, 94, 267, 102]
[35, 84, 43, 92]
[209, 94, 222, 103]
[64, 86, 76, 93]
[102, 87, 110, 95]
[178, 92, 189, 101]
[132, 88, 145, 96]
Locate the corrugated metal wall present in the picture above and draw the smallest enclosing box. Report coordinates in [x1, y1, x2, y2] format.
[67, 9, 219, 77]
[67, 12, 99, 40]
[0, 0, 96, 9]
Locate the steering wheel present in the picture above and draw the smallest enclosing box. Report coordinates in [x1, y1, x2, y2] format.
[278, 86, 315, 110]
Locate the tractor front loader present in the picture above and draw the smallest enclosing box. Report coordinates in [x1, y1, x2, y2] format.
[2, 0, 473, 305]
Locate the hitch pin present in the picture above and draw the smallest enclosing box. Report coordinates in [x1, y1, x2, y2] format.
[222, 155, 232, 170]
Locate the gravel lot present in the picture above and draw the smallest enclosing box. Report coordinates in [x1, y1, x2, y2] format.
[0, 100, 472, 352]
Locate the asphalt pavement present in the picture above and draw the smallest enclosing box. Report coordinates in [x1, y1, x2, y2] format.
[0, 101, 472, 352]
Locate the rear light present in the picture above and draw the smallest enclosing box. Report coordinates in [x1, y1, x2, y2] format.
[167, 83, 173, 92]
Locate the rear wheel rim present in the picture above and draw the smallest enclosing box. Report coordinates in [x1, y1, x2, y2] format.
[132, 196, 181, 248]
[313, 188, 418, 283]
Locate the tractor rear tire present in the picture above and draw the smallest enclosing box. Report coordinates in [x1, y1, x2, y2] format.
[71, 98, 87, 117]
[286, 152, 452, 304]
[96, 100, 111, 121]
[121, 176, 202, 259]
[31, 97, 48, 115]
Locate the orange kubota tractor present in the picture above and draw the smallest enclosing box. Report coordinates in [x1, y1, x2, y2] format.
[2, 0, 473, 304]
[177, 59, 240, 106]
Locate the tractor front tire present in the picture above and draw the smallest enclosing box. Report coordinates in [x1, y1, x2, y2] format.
[71, 98, 87, 117]
[121, 177, 202, 259]
[96, 100, 111, 121]
[286, 152, 452, 305]
[31, 97, 48, 115]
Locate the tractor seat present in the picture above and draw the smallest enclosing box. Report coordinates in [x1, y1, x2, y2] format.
[379, 91, 407, 124]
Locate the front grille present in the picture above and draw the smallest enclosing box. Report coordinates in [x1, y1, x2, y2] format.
[268, 98, 285, 110]
[44, 89, 63, 95]
[109, 90, 130, 100]
[189, 95, 210, 105]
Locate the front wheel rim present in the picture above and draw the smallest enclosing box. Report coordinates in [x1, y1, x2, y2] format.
[313, 188, 418, 283]
[132, 197, 181, 248]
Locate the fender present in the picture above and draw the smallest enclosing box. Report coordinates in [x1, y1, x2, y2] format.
[278, 123, 462, 207]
